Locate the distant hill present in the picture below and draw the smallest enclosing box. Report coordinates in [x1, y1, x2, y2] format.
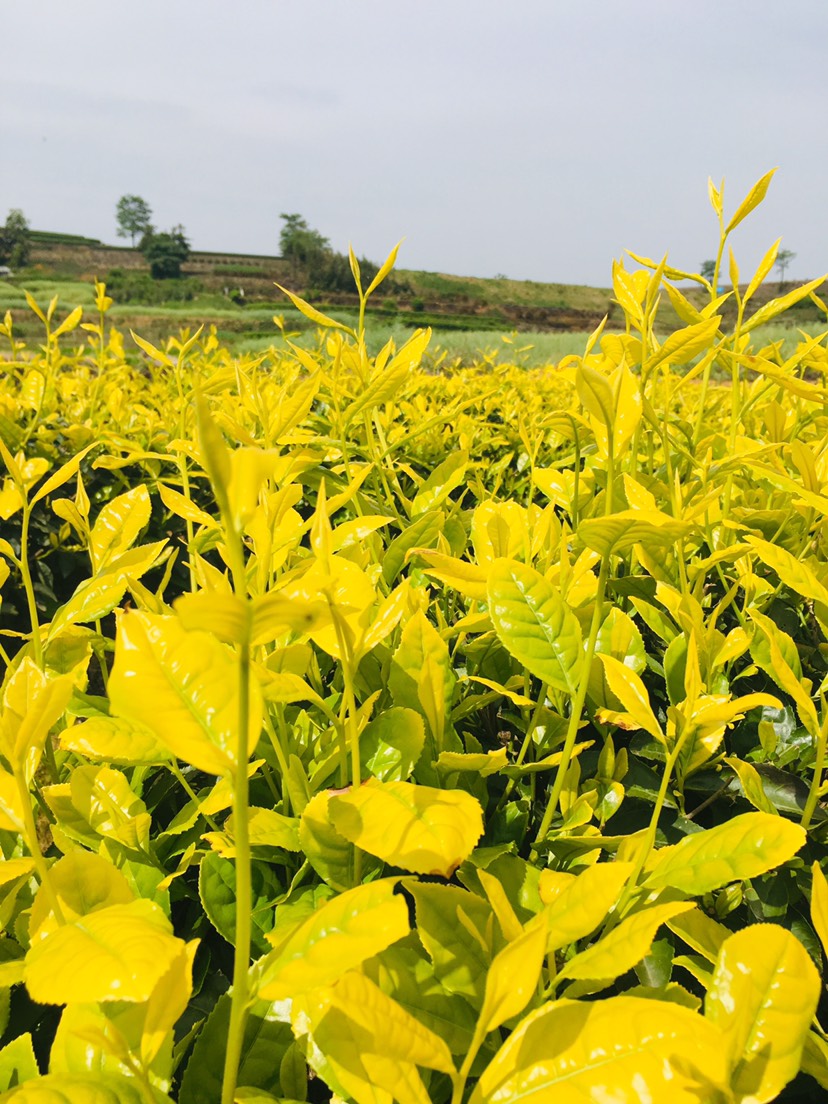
[23, 232, 827, 334]
[26, 232, 613, 333]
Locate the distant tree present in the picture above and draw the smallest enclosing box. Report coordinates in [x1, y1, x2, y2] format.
[306, 249, 379, 294]
[0, 208, 31, 268]
[141, 225, 190, 279]
[700, 259, 716, 283]
[116, 195, 153, 247]
[279, 213, 330, 283]
[775, 248, 796, 290]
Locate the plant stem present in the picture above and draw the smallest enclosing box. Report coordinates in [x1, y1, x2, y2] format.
[450, 1025, 485, 1104]
[221, 638, 253, 1104]
[802, 711, 828, 831]
[19, 504, 43, 667]
[534, 553, 611, 845]
[15, 770, 64, 924]
[611, 741, 682, 923]
[498, 683, 547, 809]
[219, 492, 254, 1104]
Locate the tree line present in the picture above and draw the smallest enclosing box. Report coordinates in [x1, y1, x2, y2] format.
[0, 195, 388, 292]
[115, 197, 387, 291]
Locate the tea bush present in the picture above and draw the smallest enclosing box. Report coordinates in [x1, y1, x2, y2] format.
[2, 175, 828, 1103]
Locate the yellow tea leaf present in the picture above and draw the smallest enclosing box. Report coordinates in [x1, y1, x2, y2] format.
[30, 445, 97, 508]
[0, 659, 75, 783]
[88, 485, 151, 571]
[275, 284, 350, 332]
[140, 939, 198, 1064]
[598, 654, 663, 741]
[421, 556, 492, 600]
[365, 239, 403, 298]
[725, 168, 777, 234]
[478, 916, 547, 1035]
[0, 1072, 171, 1102]
[24, 900, 183, 1004]
[575, 363, 614, 427]
[558, 901, 693, 984]
[648, 316, 722, 370]
[60, 715, 172, 765]
[541, 861, 633, 951]
[723, 756, 777, 814]
[706, 924, 819, 1102]
[810, 862, 828, 961]
[329, 779, 483, 877]
[578, 509, 691, 557]
[29, 851, 134, 941]
[258, 879, 408, 999]
[471, 996, 727, 1104]
[48, 540, 169, 639]
[108, 609, 262, 775]
[157, 482, 215, 527]
[131, 330, 174, 367]
[328, 970, 454, 1074]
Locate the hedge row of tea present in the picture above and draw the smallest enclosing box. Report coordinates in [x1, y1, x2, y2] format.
[2, 177, 828, 1103]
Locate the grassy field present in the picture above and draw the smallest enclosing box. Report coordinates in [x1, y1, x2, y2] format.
[2, 263, 826, 369]
[395, 269, 612, 311]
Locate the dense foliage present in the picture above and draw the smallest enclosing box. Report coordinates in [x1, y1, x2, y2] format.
[140, 226, 191, 281]
[2, 176, 828, 1103]
[278, 213, 390, 295]
[0, 211, 30, 270]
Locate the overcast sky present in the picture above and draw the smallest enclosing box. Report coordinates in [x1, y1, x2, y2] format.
[1, 1, 824, 286]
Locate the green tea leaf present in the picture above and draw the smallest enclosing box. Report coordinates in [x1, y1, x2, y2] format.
[198, 851, 277, 953]
[299, 790, 363, 891]
[364, 941, 477, 1056]
[360, 707, 425, 782]
[0, 1034, 38, 1092]
[257, 879, 409, 1000]
[409, 882, 496, 1003]
[383, 510, 443, 584]
[389, 611, 455, 751]
[645, 812, 805, 895]
[179, 996, 293, 1104]
[488, 558, 582, 694]
[558, 901, 693, 984]
[411, 451, 468, 517]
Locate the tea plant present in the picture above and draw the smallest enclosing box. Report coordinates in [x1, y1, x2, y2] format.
[2, 174, 828, 1103]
